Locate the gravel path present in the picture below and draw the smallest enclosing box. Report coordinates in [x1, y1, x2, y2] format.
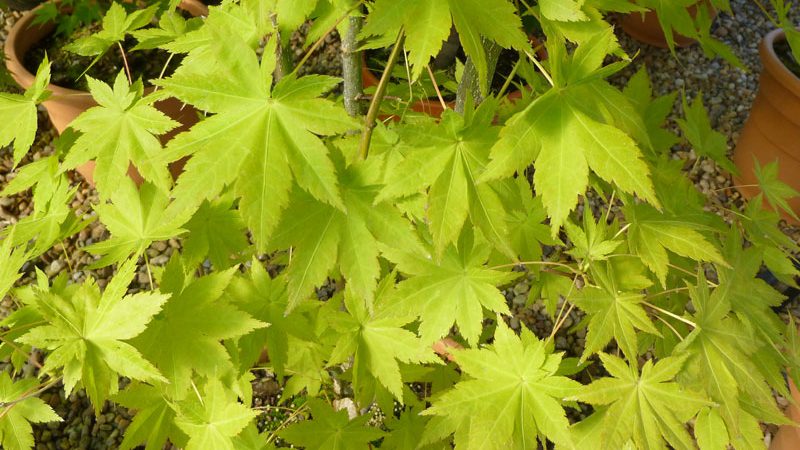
[0, 0, 799, 448]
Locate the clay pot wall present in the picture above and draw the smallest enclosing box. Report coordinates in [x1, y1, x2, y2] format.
[733, 29, 800, 224]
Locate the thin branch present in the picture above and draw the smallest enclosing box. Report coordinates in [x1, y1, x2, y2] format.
[359, 30, 405, 160]
[0, 377, 61, 416]
[525, 50, 553, 86]
[642, 301, 697, 328]
[292, 1, 366, 77]
[426, 65, 448, 112]
[117, 42, 132, 85]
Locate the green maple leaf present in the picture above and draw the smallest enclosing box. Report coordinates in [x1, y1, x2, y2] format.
[714, 231, 784, 343]
[383, 406, 445, 450]
[267, 157, 424, 310]
[572, 276, 659, 360]
[0, 56, 49, 165]
[754, 159, 800, 221]
[131, 258, 265, 398]
[132, 11, 203, 50]
[174, 378, 258, 450]
[0, 229, 28, 302]
[62, 72, 179, 194]
[226, 262, 315, 378]
[422, 321, 580, 449]
[499, 177, 558, 262]
[625, 202, 726, 286]
[622, 68, 679, 156]
[18, 259, 167, 411]
[571, 353, 712, 449]
[674, 276, 782, 446]
[279, 398, 385, 450]
[84, 180, 186, 268]
[384, 229, 519, 346]
[329, 284, 439, 401]
[182, 197, 249, 270]
[636, 0, 701, 51]
[156, 36, 357, 250]
[565, 211, 622, 266]
[481, 38, 659, 232]
[378, 109, 513, 256]
[539, 0, 588, 21]
[361, 0, 529, 87]
[4, 169, 88, 258]
[676, 93, 735, 174]
[115, 383, 189, 450]
[0, 372, 62, 450]
[65, 2, 157, 57]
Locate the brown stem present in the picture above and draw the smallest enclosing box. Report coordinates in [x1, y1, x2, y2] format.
[117, 42, 132, 84]
[358, 30, 405, 160]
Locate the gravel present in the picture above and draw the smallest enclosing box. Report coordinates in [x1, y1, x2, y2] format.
[1, 0, 799, 447]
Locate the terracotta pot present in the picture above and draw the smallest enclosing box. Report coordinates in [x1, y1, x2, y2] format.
[771, 377, 800, 449]
[733, 29, 800, 224]
[620, 1, 716, 49]
[4, 0, 208, 185]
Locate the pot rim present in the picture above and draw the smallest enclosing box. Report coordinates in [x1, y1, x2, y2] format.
[761, 28, 800, 98]
[3, 0, 208, 98]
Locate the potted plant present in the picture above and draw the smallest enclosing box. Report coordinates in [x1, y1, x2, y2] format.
[0, 1, 798, 449]
[733, 22, 800, 223]
[4, 0, 207, 184]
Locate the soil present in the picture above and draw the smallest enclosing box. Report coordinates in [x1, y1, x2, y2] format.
[22, 21, 180, 91]
[775, 39, 800, 78]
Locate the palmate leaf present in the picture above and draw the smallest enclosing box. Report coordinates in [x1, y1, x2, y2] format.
[84, 180, 186, 268]
[422, 321, 580, 449]
[360, 0, 529, 86]
[570, 353, 712, 450]
[62, 72, 179, 194]
[572, 284, 659, 361]
[754, 159, 800, 221]
[383, 229, 519, 346]
[17, 259, 167, 411]
[676, 93, 735, 174]
[226, 262, 316, 378]
[378, 108, 514, 257]
[131, 258, 265, 398]
[156, 35, 358, 250]
[0, 229, 28, 301]
[0, 372, 62, 450]
[64, 2, 157, 56]
[0, 56, 50, 165]
[267, 157, 424, 311]
[674, 276, 783, 447]
[182, 196, 249, 270]
[329, 282, 439, 401]
[481, 36, 658, 233]
[174, 378, 258, 450]
[624, 202, 726, 286]
[279, 398, 385, 450]
[115, 382, 189, 450]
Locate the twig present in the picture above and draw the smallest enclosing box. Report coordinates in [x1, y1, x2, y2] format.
[525, 50, 553, 87]
[292, 1, 366, 77]
[642, 300, 697, 328]
[359, 30, 405, 160]
[426, 65, 448, 112]
[152, 53, 175, 93]
[117, 42, 133, 85]
[0, 377, 62, 417]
